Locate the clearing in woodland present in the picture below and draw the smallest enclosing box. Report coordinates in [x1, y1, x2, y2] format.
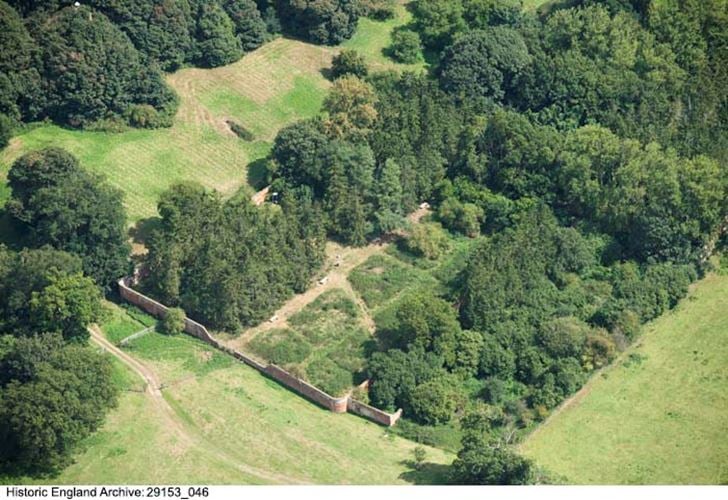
[521, 271, 728, 484]
[0, 8, 418, 223]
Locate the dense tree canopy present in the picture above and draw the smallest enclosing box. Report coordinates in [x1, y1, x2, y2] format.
[439, 26, 531, 106]
[278, 0, 361, 44]
[142, 182, 326, 330]
[36, 5, 178, 127]
[7, 148, 131, 288]
[0, 334, 117, 475]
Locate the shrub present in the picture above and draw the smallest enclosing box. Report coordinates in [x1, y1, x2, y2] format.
[125, 104, 162, 129]
[161, 307, 186, 336]
[389, 28, 422, 64]
[227, 119, 255, 141]
[361, 0, 397, 20]
[267, 339, 312, 365]
[331, 49, 369, 79]
[404, 223, 451, 260]
[305, 356, 353, 396]
[413, 446, 427, 469]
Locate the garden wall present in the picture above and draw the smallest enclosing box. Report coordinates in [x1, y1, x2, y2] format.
[116, 277, 401, 424]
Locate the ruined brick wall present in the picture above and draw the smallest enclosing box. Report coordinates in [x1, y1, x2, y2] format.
[347, 398, 403, 426]
[117, 277, 400, 425]
[118, 278, 215, 344]
[264, 365, 349, 413]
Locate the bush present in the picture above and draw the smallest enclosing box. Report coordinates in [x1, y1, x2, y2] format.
[125, 104, 162, 129]
[305, 356, 353, 396]
[404, 223, 451, 260]
[161, 307, 186, 336]
[388, 28, 422, 64]
[227, 119, 255, 141]
[361, 0, 396, 20]
[331, 49, 369, 79]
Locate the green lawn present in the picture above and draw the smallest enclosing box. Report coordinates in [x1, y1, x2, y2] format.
[0, 8, 418, 224]
[101, 303, 157, 344]
[17, 304, 454, 485]
[342, 1, 426, 72]
[521, 271, 728, 484]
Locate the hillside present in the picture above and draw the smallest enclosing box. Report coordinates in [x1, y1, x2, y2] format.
[521, 271, 728, 484]
[8, 304, 452, 485]
[0, 2, 419, 223]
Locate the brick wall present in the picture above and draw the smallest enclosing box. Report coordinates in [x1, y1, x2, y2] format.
[117, 278, 402, 425]
[347, 398, 403, 426]
[264, 365, 349, 413]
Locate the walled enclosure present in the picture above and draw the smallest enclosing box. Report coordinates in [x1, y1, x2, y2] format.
[117, 277, 401, 425]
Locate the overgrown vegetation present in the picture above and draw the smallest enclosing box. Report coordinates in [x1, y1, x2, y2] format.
[249, 289, 371, 396]
[260, 0, 726, 484]
[141, 182, 326, 331]
[0, 0, 725, 484]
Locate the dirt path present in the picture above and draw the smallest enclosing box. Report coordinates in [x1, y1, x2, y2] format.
[89, 327, 306, 484]
[223, 240, 389, 351]
[222, 208, 432, 351]
[251, 186, 270, 206]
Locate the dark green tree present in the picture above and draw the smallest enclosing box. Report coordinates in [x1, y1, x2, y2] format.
[0, 333, 118, 475]
[277, 0, 361, 45]
[222, 0, 267, 51]
[0, 246, 84, 337]
[36, 5, 178, 127]
[331, 49, 369, 79]
[29, 272, 102, 342]
[439, 27, 531, 106]
[7, 148, 131, 288]
[451, 409, 534, 484]
[194, 1, 242, 67]
[388, 28, 422, 64]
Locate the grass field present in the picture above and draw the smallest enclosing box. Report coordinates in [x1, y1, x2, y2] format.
[342, 2, 427, 72]
[101, 303, 157, 345]
[0, 7, 417, 224]
[16, 304, 453, 485]
[521, 271, 728, 484]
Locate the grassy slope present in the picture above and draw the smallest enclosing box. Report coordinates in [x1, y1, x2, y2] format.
[521, 272, 728, 484]
[0, 6, 417, 223]
[36, 306, 453, 485]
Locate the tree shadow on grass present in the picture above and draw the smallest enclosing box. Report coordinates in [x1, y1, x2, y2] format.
[247, 157, 270, 191]
[128, 217, 162, 266]
[320, 67, 335, 81]
[129, 217, 162, 247]
[398, 459, 452, 485]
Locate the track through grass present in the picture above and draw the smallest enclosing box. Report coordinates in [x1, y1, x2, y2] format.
[22, 304, 454, 485]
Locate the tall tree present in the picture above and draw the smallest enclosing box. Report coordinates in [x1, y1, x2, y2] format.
[7, 148, 130, 288]
[194, 1, 242, 67]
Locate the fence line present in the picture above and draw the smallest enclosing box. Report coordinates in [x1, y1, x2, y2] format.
[118, 325, 154, 346]
[117, 277, 401, 426]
